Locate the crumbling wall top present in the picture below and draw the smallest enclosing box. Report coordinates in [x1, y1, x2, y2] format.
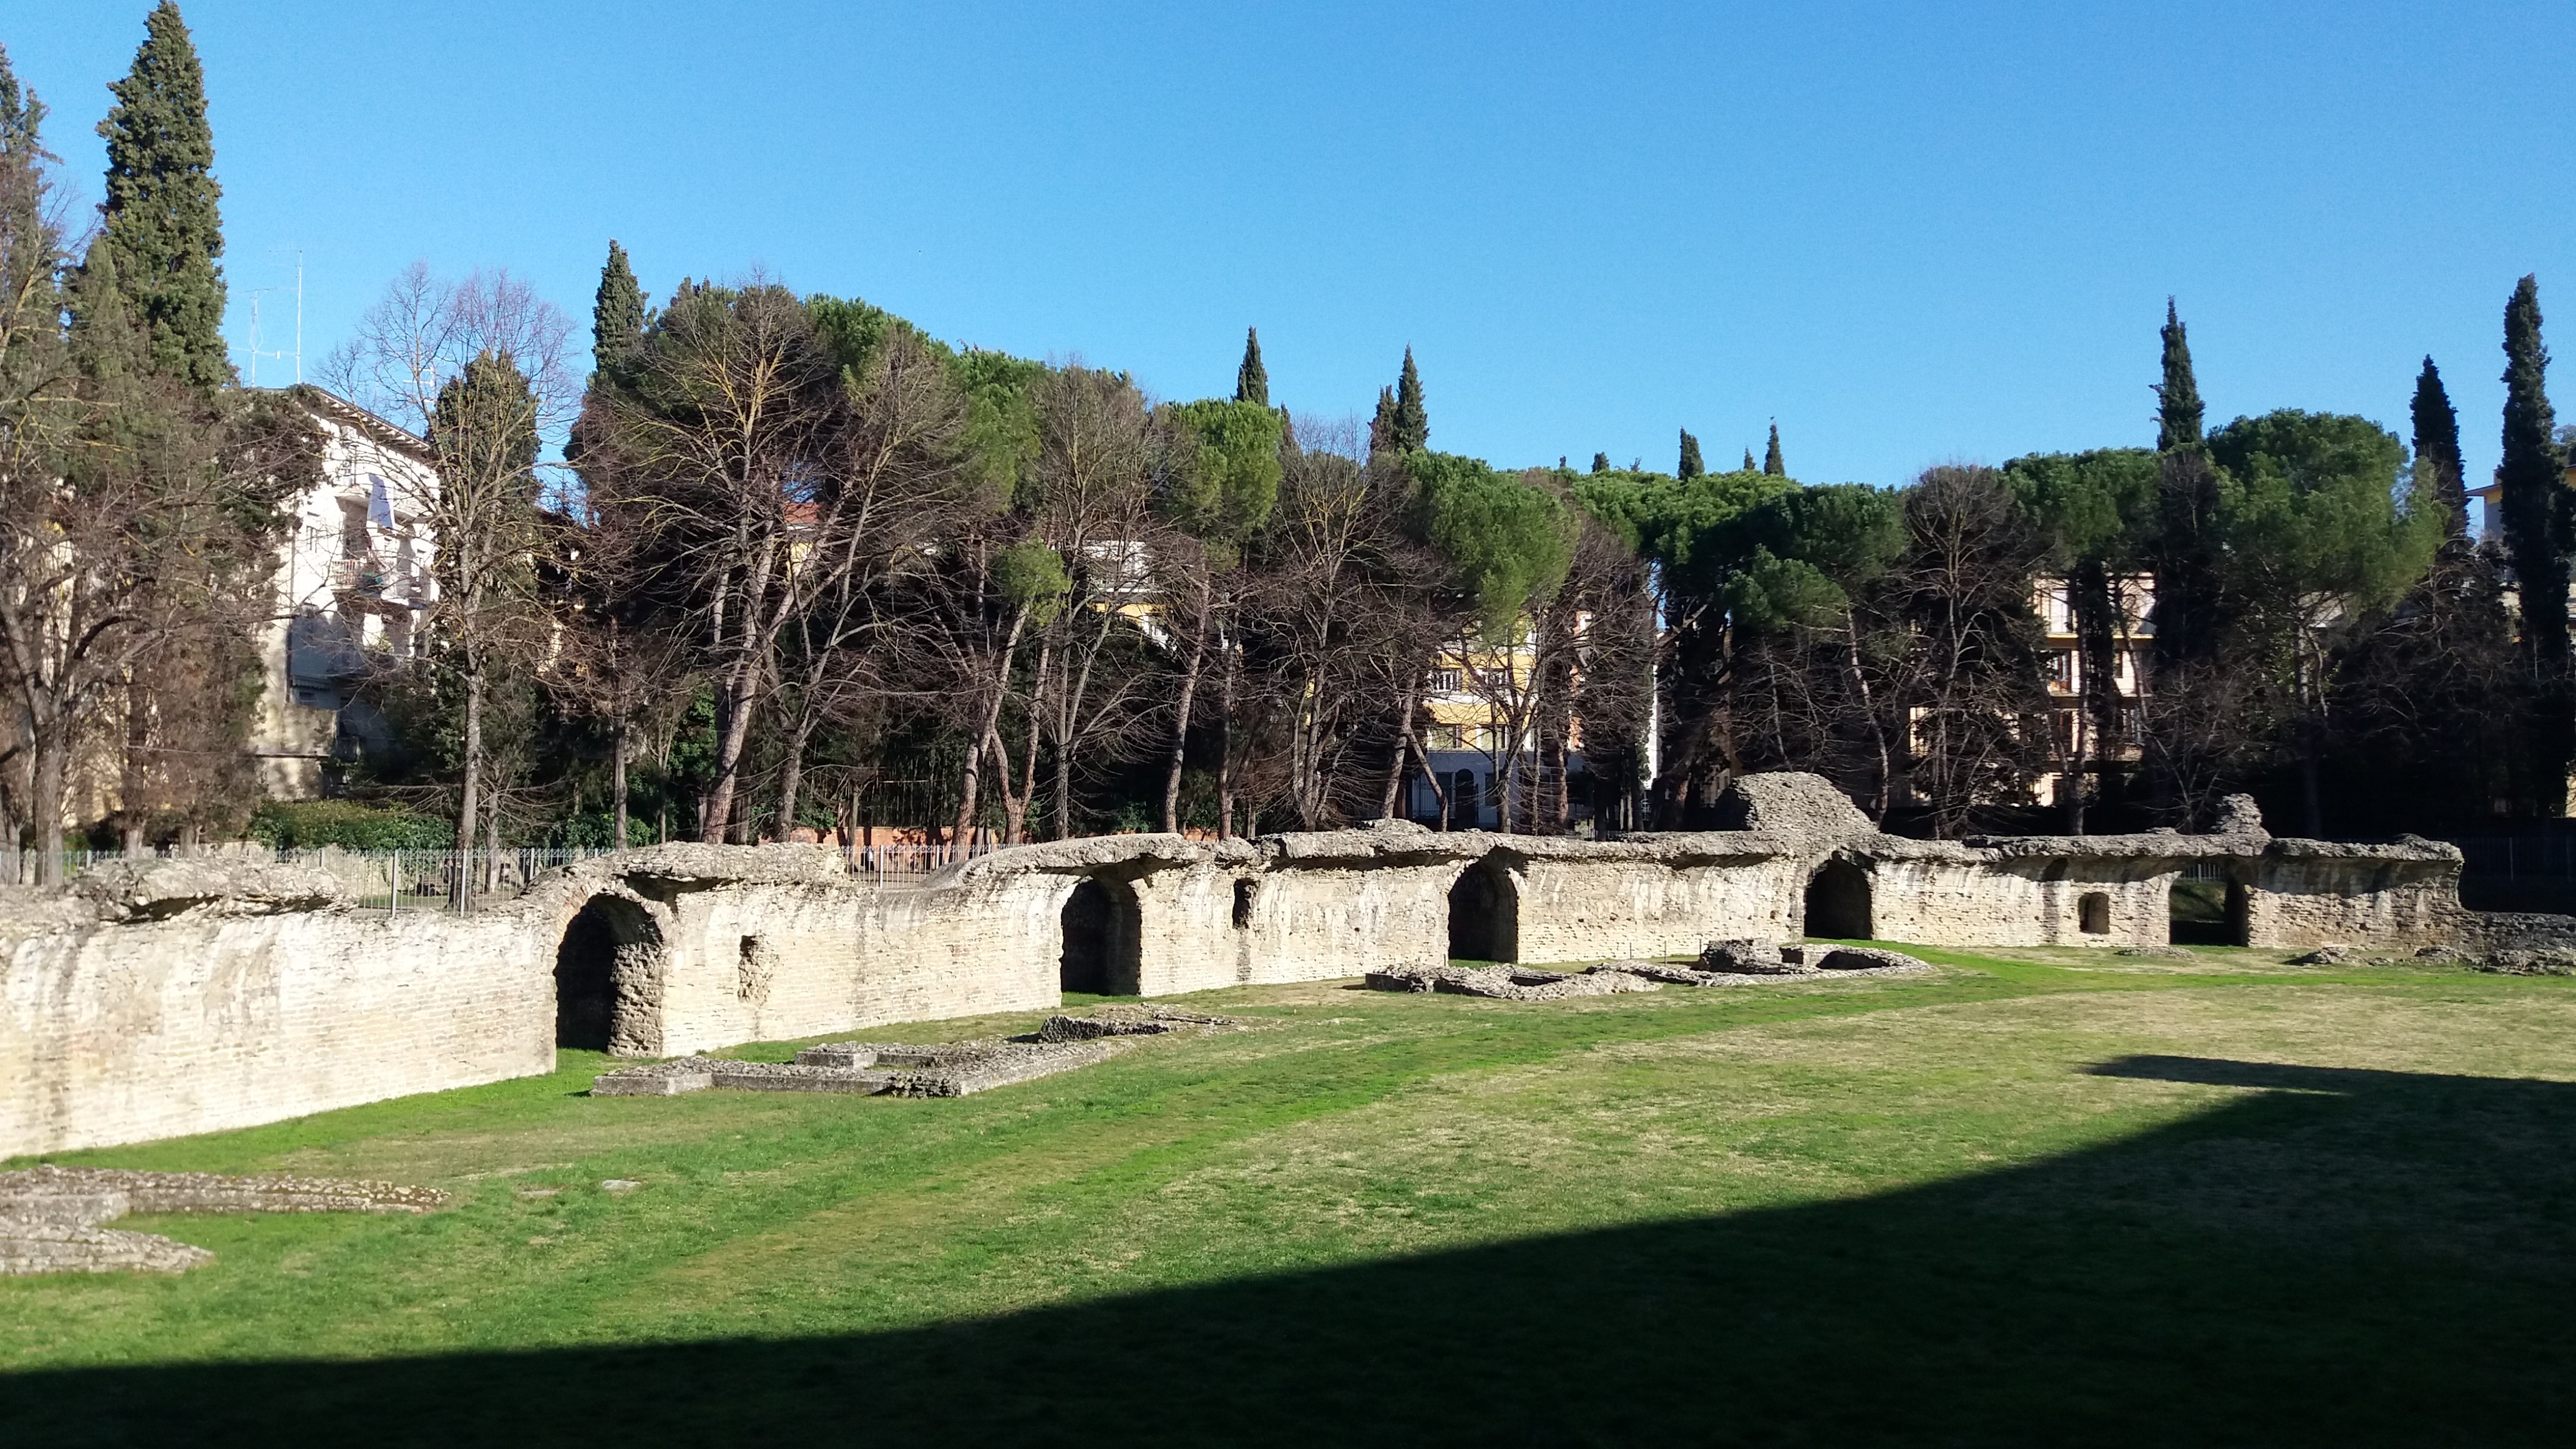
[1710, 772, 1875, 850]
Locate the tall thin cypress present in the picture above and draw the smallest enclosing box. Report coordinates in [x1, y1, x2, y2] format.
[2152, 298, 2223, 666]
[1390, 348, 1428, 452]
[96, 1, 228, 389]
[2410, 356, 2467, 539]
[1368, 385, 1397, 457]
[1762, 421, 1783, 476]
[1677, 429, 1704, 479]
[591, 240, 645, 381]
[1742, 447, 1757, 472]
[1591, 452, 1611, 474]
[1234, 327, 1268, 406]
[2499, 275, 2570, 812]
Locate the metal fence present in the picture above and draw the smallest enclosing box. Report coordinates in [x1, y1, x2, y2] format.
[2448, 837, 2576, 881]
[9, 839, 1008, 905]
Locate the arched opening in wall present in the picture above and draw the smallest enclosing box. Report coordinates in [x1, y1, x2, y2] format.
[555, 895, 655, 1051]
[1232, 878, 1256, 929]
[1803, 859, 1873, 940]
[1447, 855, 1518, 963]
[2078, 891, 2111, 935]
[1060, 876, 1142, 996]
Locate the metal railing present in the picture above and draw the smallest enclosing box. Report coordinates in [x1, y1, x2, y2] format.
[2449, 837, 2576, 881]
[8, 839, 1012, 902]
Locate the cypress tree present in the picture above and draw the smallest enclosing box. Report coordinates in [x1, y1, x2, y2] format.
[1234, 326, 1268, 406]
[1389, 348, 1428, 451]
[1677, 429, 1704, 479]
[2410, 355, 2467, 539]
[591, 240, 645, 381]
[1743, 447, 1757, 472]
[2499, 275, 2570, 798]
[1368, 385, 1397, 457]
[96, 1, 228, 389]
[2151, 298, 2223, 666]
[1591, 452, 1610, 474]
[1762, 421, 1784, 476]
[2154, 299, 2205, 450]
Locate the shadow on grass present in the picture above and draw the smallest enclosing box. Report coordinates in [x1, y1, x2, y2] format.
[12, 1056, 2574, 1446]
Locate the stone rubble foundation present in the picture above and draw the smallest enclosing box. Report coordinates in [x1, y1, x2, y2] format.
[0, 1165, 446, 1276]
[589, 1007, 1240, 1100]
[1365, 944, 1934, 999]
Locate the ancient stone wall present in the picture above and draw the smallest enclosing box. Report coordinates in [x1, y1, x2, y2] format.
[0, 774, 2485, 1159]
[0, 887, 551, 1158]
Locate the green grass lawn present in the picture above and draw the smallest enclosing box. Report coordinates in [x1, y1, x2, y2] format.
[8, 945, 2575, 1445]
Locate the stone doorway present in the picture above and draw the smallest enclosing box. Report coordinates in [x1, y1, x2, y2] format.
[2169, 874, 2250, 946]
[1448, 856, 1519, 963]
[555, 895, 660, 1052]
[1804, 859, 1873, 940]
[1060, 876, 1142, 995]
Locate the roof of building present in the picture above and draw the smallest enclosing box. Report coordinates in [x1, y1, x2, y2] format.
[273, 384, 437, 467]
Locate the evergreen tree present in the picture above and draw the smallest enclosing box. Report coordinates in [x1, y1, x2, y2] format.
[1677, 428, 1704, 479]
[1762, 421, 1784, 476]
[1368, 385, 1397, 457]
[0, 40, 42, 165]
[591, 240, 645, 381]
[96, 1, 228, 389]
[1233, 326, 1268, 406]
[2410, 355, 2466, 537]
[2154, 299, 2205, 451]
[2150, 298, 2223, 667]
[2499, 274, 2570, 807]
[1591, 452, 1610, 474]
[1743, 447, 1757, 472]
[1389, 347, 1428, 451]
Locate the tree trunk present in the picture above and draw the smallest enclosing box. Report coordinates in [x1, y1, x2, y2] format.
[1160, 571, 1211, 832]
[31, 728, 67, 889]
[611, 720, 629, 851]
[455, 658, 484, 910]
[776, 710, 817, 842]
[1377, 680, 1420, 820]
[1052, 739, 1073, 841]
[702, 676, 764, 844]
[951, 608, 1028, 861]
[120, 671, 149, 859]
[1410, 731, 1449, 830]
[1842, 608, 1894, 821]
[1215, 634, 1237, 839]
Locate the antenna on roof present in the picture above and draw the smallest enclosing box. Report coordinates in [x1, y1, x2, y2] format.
[248, 249, 305, 387]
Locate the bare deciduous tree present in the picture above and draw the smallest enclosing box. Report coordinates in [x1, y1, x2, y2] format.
[324, 264, 572, 903]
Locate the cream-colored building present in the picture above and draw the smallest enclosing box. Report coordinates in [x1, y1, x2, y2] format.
[248, 387, 441, 798]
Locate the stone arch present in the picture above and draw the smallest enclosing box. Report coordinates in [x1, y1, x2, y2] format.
[555, 894, 664, 1054]
[1803, 857, 1873, 940]
[2078, 890, 2111, 935]
[1448, 854, 1519, 963]
[1060, 876, 1142, 996]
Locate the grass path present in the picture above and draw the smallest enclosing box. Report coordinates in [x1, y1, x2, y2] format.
[7, 946, 2574, 1444]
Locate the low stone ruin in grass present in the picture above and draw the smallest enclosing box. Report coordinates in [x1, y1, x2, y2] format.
[590, 1005, 1239, 1100]
[1365, 940, 1932, 1000]
[0, 1166, 446, 1276]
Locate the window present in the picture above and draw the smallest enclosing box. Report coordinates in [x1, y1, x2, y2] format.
[2078, 892, 2111, 935]
[1427, 668, 1463, 694]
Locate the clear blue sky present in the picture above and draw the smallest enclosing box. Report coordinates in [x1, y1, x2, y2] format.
[11, 1, 2574, 488]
